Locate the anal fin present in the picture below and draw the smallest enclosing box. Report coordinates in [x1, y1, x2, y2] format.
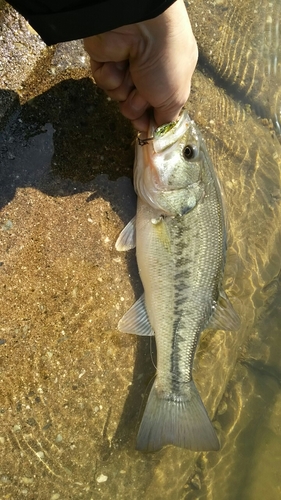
[118, 294, 154, 336]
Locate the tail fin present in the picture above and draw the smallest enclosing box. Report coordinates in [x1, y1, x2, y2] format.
[136, 380, 220, 452]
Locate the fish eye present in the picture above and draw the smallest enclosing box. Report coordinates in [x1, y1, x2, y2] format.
[183, 144, 198, 160]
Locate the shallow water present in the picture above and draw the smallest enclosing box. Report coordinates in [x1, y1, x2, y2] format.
[0, 1, 281, 499]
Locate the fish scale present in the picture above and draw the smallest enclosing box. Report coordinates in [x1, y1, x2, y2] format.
[143, 159, 224, 385]
[116, 109, 240, 452]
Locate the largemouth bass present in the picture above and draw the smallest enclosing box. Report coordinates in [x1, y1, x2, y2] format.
[116, 108, 240, 452]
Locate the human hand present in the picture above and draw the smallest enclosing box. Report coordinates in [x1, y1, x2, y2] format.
[84, 0, 198, 131]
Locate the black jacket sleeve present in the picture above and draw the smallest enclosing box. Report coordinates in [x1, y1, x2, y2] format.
[8, 0, 176, 45]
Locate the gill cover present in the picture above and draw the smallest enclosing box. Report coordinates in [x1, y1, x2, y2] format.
[134, 109, 204, 216]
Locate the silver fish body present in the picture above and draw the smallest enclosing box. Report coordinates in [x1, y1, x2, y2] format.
[116, 109, 239, 452]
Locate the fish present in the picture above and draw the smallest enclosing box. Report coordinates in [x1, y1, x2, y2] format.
[115, 108, 240, 452]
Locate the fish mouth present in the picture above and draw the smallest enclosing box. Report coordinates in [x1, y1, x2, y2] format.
[137, 108, 190, 154]
[134, 109, 194, 211]
[150, 109, 190, 154]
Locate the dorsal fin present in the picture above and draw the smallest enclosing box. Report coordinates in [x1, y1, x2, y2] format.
[208, 290, 240, 331]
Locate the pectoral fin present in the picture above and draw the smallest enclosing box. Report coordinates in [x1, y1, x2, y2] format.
[115, 216, 136, 251]
[118, 294, 154, 336]
[208, 290, 240, 331]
